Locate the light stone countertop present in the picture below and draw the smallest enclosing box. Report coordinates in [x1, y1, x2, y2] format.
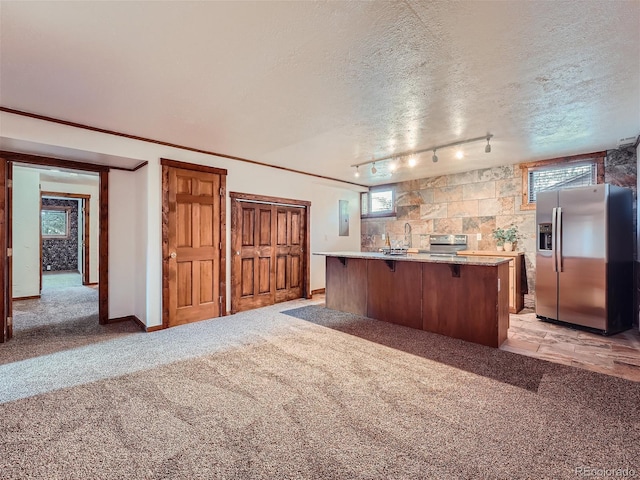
[313, 251, 511, 266]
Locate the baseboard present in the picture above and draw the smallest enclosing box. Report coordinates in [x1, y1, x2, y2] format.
[84, 282, 99, 286]
[311, 288, 325, 296]
[146, 325, 164, 332]
[13, 295, 41, 301]
[106, 315, 146, 332]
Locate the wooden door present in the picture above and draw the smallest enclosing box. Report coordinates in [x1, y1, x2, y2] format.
[274, 206, 305, 303]
[231, 194, 309, 314]
[165, 165, 224, 327]
[232, 201, 276, 312]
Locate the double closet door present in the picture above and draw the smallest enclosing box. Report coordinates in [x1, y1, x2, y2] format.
[231, 194, 308, 313]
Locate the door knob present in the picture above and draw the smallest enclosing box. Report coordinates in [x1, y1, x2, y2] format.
[170, 252, 177, 259]
[236, 251, 240, 256]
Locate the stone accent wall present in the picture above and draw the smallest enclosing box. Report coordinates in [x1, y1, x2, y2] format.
[361, 148, 637, 309]
[42, 198, 79, 272]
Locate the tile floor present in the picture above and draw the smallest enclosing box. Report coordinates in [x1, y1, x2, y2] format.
[42, 271, 82, 290]
[502, 309, 640, 382]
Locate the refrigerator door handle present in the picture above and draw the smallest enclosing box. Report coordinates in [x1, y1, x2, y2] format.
[557, 207, 563, 272]
[552, 207, 558, 272]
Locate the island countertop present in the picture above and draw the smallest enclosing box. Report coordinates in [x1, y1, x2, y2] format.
[313, 251, 511, 267]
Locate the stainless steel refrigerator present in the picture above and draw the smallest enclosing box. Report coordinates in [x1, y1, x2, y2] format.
[536, 184, 633, 334]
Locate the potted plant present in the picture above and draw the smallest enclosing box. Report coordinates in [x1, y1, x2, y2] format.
[492, 227, 506, 251]
[502, 226, 519, 251]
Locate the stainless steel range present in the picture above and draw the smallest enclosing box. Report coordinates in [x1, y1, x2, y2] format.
[421, 234, 468, 256]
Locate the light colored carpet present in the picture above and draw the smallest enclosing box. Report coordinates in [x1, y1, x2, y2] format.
[1, 300, 639, 479]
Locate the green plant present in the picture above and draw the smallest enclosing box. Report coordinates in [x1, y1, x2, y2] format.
[492, 225, 519, 245]
[492, 227, 506, 246]
[502, 226, 519, 243]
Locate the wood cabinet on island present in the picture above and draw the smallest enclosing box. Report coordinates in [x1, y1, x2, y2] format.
[315, 252, 511, 348]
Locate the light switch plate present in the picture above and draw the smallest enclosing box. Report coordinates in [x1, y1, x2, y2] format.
[476, 233, 482, 240]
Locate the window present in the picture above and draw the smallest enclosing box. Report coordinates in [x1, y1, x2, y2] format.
[41, 206, 70, 239]
[519, 152, 605, 210]
[361, 186, 395, 218]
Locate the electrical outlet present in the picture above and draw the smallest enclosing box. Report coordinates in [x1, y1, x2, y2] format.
[46, 265, 51, 271]
[476, 233, 482, 241]
[381, 233, 386, 240]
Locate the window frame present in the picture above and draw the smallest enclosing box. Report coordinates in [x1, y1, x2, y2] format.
[519, 151, 605, 210]
[41, 205, 71, 239]
[361, 185, 396, 219]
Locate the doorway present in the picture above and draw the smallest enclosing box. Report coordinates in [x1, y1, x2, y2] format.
[0, 151, 109, 343]
[40, 192, 91, 288]
[230, 192, 311, 314]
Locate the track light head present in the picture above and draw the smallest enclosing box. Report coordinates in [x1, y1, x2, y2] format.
[371, 163, 377, 174]
[485, 137, 491, 153]
[354, 166, 360, 178]
[432, 150, 438, 163]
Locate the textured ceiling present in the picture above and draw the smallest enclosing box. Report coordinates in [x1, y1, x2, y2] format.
[1, 0, 638, 186]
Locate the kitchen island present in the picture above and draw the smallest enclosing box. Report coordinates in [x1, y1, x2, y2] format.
[315, 252, 511, 347]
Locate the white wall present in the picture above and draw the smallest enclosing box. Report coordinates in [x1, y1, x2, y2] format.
[134, 166, 149, 324]
[108, 170, 137, 318]
[1, 111, 366, 326]
[12, 166, 40, 298]
[39, 179, 100, 283]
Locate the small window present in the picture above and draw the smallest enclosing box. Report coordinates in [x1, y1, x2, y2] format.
[42, 207, 70, 239]
[519, 153, 604, 210]
[361, 186, 395, 218]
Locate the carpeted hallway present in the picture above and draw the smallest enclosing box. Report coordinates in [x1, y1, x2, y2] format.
[1, 298, 639, 479]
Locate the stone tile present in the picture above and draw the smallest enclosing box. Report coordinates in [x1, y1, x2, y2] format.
[433, 186, 463, 203]
[419, 176, 447, 189]
[420, 203, 448, 219]
[396, 191, 424, 207]
[361, 219, 386, 236]
[609, 363, 640, 382]
[606, 166, 637, 190]
[447, 200, 479, 218]
[433, 217, 463, 234]
[418, 189, 434, 204]
[462, 216, 496, 236]
[508, 326, 547, 341]
[396, 179, 421, 192]
[385, 220, 409, 235]
[448, 170, 479, 186]
[501, 337, 540, 352]
[496, 177, 522, 198]
[478, 197, 515, 216]
[505, 312, 640, 381]
[462, 181, 496, 200]
[396, 205, 420, 220]
[477, 165, 514, 182]
[408, 221, 433, 235]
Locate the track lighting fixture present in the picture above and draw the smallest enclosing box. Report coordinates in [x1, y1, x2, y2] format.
[354, 166, 360, 178]
[351, 133, 493, 176]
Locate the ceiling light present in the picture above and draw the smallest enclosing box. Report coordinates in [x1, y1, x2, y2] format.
[350, 133, 492, 175]
[354, 166, 360, 178]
